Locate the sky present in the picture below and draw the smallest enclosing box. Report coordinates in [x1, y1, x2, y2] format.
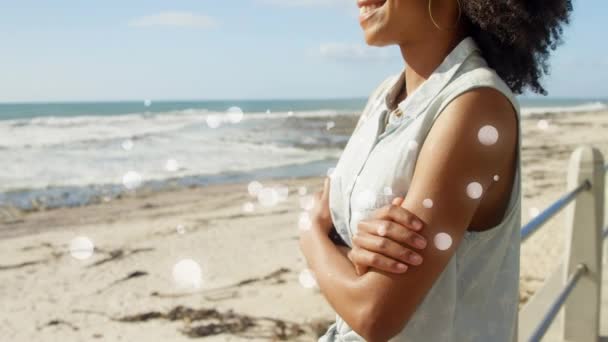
[0, 0, 606, 102]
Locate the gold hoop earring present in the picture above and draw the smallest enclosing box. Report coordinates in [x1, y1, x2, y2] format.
[428, 0, 461, 31]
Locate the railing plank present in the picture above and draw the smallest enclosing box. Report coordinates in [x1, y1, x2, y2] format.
[520, 181, 590, 243]
[518, 260, 565, 341]
[529, 264, 587, 342]
[518, 149, 606, 342]
[561, 146, 604, 341]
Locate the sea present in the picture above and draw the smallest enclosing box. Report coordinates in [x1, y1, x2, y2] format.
[1, 97, 606, 211]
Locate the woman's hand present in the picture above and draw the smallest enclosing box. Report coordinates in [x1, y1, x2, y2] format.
[347, 197, 428, 275]
[308, 177, 334, 234]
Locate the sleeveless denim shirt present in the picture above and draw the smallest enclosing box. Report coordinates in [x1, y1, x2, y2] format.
[320, 37, 521, 342]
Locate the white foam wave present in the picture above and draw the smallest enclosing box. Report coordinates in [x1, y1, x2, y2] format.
[521, 101, 608, 116]
[0, 140, 342, 193]
[0, 109, 354, 148]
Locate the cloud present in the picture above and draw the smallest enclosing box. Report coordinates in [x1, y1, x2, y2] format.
[317, 43, 397, 62]
[129, 11, 217, 29]
[257, 0, 350, 8]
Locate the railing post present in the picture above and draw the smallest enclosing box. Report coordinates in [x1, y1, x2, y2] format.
[561, 146, 604, 341]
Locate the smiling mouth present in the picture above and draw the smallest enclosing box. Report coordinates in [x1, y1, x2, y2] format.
[358, 0, 387, 25]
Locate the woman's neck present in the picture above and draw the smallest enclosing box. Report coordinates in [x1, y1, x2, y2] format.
[398, 31, 467, 96]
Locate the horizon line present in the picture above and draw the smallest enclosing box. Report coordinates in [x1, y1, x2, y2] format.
[1, 95, 607, 105]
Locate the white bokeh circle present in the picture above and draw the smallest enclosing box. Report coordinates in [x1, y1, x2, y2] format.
[478, 125, 499, 146]
[165, 159, 179, 172]
[226, 106, 244, 124]
[434, 233, 453, 251]
[257, 187, 279, 207]
[298, 269, 318, 289]
[466, 182, 483, 199]
[172, 259, 202, 290]
[122, 171, 142, 190]
[247, 181, 263, 197]
[69, 236, 95, 260]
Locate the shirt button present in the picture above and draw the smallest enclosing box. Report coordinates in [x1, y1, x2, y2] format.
[394, 108, 403, 117]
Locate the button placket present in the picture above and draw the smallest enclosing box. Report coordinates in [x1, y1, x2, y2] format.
[343, 101, 389, 242]
[345, 108, 393, 239]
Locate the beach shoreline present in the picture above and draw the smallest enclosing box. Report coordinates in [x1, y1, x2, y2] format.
[2, 109, 608, 341]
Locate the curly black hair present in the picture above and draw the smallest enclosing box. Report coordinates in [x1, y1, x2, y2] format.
[461, 0, 573, 95]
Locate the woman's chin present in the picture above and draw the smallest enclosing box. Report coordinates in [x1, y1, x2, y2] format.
[363, 31, 389, 47]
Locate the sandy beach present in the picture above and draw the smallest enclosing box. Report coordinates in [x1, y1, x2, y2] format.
[2, 109, 608, 341]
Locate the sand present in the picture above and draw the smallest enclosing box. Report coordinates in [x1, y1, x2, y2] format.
[1, 110, 607, 341]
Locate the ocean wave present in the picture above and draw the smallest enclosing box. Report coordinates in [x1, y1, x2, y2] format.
[0, 109, 355, 148]
[521, 101, 608, 116]
[0, 139, 342, 194]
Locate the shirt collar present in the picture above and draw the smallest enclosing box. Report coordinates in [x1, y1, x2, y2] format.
[383, 36, 480, 120]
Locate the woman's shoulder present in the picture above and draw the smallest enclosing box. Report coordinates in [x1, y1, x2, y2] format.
[456, 63, 519, 105]
[435, 64, 521, 120]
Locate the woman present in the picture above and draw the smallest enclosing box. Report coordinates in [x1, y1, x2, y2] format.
[299, 0, 572, 341]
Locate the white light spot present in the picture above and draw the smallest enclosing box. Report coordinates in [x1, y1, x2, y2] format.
[407, 140, 419, 151]
[247, 181, 263, 197]
[206, 114, 222, 128]
[298, 186, 307, 196]
[529, 207, 540, 218]
[257, 187, 279, 207]
[299, 195, 314, 211]
[298, 212, 312, 231]
[537, 119, 550, 130]
[466, 182, 483, 199]
[353, 189, 376, 209]
[122, 171, 142, 190]
[423, 198, 434, 208]
[298, 269, 318, 289]
[326, 167, 336, 178]
[226, 106, 244, 124]
[478, 125, 499, 146]
[69, 236, 95, 260]
[434, 233, 453, 251]
[242, 201, 255, 213]
[266, 109, 271, 114]
[165, 159, 179, 172]
[287, 111, 294, 117]
[172, 259, 202, 290]
[144, 99, 152, 107]
[326, 121, 335, 130]
[494, 175, 500, 182]
[383, 186, 393, 196]
[121, 139, 134, 151]
[275, 185, 289, 202]
[176, 224, 186, 234]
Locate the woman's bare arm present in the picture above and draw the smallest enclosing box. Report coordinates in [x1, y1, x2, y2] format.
[300, 87, 518, 342]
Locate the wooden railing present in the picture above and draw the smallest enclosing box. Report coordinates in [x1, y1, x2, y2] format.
[518, 146, 607, 342]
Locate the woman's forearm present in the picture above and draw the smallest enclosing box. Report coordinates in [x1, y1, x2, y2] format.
[300, 225, 377, 338]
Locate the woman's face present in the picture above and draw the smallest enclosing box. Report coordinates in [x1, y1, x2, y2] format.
[357, 0, 434, 46]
